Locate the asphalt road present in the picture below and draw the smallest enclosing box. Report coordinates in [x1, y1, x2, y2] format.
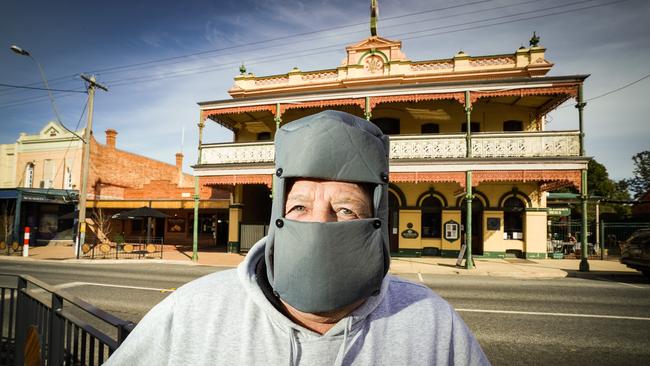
[1, 260, 649, 366]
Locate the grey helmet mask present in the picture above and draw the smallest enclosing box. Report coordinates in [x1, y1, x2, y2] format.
[265, 110, 391, 314]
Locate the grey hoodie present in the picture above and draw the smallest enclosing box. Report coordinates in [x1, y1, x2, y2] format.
[105, 239, 490, 365]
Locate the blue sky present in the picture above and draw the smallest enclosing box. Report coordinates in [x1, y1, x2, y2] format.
[1, 0, 648, 181]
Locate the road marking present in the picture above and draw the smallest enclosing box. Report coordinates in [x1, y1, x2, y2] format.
[55, 281, 172, 292]
[616, 282, 644, 289]
[417, 272, 424, 283]
[456, 308, 650, 321]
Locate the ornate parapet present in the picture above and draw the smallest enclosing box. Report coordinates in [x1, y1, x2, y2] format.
[471, 131, 580, 158]
[390, 135, 467, 159]
[199, 131, 580, 167]
[228, 36, 553, 98]
[200, 141, 274, 165]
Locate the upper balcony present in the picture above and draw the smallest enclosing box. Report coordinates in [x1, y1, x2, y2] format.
[198, 130, 581, 168]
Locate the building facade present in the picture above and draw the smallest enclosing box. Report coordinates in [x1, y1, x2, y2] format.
[194, 34, 589, 259]
[0, 122, 229, 247]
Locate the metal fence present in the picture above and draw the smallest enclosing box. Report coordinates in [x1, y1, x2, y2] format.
[600, 222, 650, 255]
[81, 237, 164, 260]
[548, 220, 650, 258]
[239, 224, 268, 252]
[0, 273, 134, 365]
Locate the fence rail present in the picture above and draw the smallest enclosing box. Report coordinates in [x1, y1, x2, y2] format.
[0, 273, 134, 365]
[81, 237, 164, 260]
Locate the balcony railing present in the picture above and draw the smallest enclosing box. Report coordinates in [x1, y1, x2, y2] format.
[199, 131, 580, 166]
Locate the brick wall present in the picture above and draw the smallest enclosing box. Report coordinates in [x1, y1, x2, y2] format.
[87, 135, 226, 200]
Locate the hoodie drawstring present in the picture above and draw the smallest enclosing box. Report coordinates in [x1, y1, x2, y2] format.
[289, 328, 298, 366]
[333, 317, 353, 366]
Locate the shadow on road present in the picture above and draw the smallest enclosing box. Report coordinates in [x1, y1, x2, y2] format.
[566, 270, 650, 285]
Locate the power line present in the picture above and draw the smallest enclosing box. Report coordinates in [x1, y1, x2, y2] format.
[103, 0, 625, 88]
[0, 0, 631, 106]
[0, 83, 87, 93]
[587, 73, 650, 102]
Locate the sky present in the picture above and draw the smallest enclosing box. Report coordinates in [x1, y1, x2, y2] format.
[1, 0, 648, 181]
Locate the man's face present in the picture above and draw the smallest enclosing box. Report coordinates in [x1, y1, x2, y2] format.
[285, 179, 372, 222]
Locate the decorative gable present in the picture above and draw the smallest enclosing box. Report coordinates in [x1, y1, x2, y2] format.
[342, 36, 408, 68]
[39, 121, 63, 138]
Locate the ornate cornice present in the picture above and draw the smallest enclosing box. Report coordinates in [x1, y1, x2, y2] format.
[470, 85, 578, 103]
[369, 92, 464, 110]
[200, 174, 272, 188]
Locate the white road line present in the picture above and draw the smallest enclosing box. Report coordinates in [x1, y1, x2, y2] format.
[617, 282, 644, 289]
[417, 272, 424, 283]
[456, 308, 650, 321]
[55, 281, 172, 292]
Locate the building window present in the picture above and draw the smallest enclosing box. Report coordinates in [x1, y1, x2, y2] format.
[421, 196, 443, 238]
[461, 122, 480, 132]
[24, 163, 34, 188]
[503, 120, 523, 131]
[257, 132, 271, 141]
[371, 118, 400, 135]
[64, 167, 73, 189]
[421, 123, 439, 134]
[503, 197, 525, 240]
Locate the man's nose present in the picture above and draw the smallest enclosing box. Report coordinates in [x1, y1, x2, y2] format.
[310, 207, 337, 222]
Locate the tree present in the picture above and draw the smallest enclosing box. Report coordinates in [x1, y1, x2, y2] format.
[626, 151, 650, 200]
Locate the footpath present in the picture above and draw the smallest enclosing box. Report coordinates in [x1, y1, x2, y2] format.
[0, 244, 638, 279]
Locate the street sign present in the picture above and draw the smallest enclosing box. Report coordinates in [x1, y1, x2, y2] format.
[548, 207, 571, 217]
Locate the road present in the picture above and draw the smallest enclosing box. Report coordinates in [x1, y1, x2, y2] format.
[1, 260, 649, 365]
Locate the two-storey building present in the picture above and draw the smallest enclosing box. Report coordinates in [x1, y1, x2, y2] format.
[194, 33, 589, 259]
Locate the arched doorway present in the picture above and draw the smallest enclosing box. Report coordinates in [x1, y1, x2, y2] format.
[388, 191, 400, 253]
[461, 198, 484, 256]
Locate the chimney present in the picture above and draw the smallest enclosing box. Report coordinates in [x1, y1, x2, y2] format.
[175, 152, 183, 169]
[105, 129, 117, 149]
[175, 152, 184, 186]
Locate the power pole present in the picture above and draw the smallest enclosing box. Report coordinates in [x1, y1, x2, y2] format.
[75, 75, 108, 258]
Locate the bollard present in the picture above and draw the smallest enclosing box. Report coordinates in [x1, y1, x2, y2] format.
[23, 226, 30, 257]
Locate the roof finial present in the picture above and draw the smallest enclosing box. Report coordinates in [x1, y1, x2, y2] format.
[239, 62, 246, 75]
[370, 0, 378, 36]
[529, 31, 540, 47]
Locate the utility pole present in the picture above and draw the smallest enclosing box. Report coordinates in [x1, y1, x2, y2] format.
[75, 74, 108, 258]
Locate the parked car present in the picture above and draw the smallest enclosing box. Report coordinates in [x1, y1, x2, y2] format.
[619, 228, 650, 277]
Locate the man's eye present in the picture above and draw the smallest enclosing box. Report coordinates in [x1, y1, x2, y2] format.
[287, 205, 305, 213]
[337, 208, 356, 216]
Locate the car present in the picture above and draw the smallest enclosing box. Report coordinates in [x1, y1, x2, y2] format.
[619, 228, 650, 277]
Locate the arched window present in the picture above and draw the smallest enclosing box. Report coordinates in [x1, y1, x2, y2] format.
[421, 196, 443, 238]
[503, 197, 525, 240]
[24, 163, 34, 188]
[421, 123, 439, 134]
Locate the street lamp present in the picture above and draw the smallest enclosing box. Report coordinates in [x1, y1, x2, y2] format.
[9, 44, 84, 141]
[10, 45, 107, 257]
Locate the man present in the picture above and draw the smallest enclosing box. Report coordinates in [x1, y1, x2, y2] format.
[106, 110, 489, 365]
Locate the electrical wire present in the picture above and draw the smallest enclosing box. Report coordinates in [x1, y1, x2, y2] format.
[0, 83, 86, 93]
[0, 0, 633, 105]
[0, 0, 497, 97]
[103, 0, 627, 89]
